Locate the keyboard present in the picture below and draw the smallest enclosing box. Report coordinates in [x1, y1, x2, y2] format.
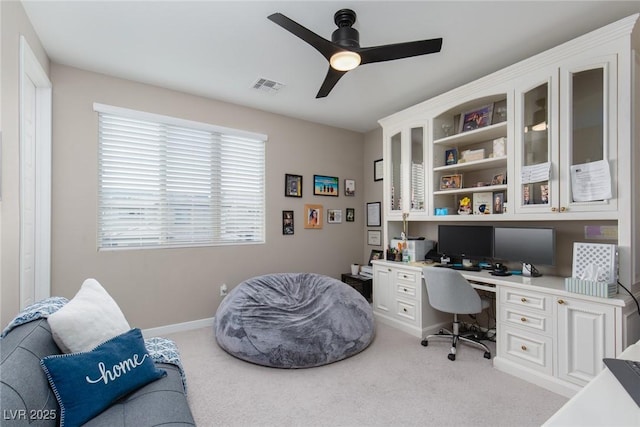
[435, 264, 481, 272]
[603, 358, 640, 407]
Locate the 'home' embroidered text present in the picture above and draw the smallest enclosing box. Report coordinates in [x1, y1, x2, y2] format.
[85, 354, 149, 384]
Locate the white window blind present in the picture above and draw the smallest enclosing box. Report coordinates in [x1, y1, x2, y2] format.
[95, 103, 266, 249]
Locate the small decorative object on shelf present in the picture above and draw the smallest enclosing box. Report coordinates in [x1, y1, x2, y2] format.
[458, 197, 472, 215]
[473, 192, 493, 214]
[461, 148, 485, 162]
[493, 192, 505, 214]
[492, 172, 506, 185]
[440, 174, 462, 190]
[493, 137, 506, 157]
[445, 148, 458, 165]
[459, 104, 493, 133]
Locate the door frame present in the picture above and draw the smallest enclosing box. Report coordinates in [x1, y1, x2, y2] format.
[20, 35, 52, 307]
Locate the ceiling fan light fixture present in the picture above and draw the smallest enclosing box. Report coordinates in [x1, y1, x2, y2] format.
[330, 51, 361, 71]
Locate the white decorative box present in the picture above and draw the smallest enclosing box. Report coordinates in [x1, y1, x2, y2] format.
[461, 148, 485, 162]
[564, 277, 617, 298]
[493, 137, 506, 157]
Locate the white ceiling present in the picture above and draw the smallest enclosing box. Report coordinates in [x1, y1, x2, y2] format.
[21, 1, 640, 133]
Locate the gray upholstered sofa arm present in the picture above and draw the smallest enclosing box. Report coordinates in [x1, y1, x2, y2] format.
[0, 318, 195, 426]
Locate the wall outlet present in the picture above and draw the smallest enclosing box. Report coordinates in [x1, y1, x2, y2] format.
[220, 283, 228, 297]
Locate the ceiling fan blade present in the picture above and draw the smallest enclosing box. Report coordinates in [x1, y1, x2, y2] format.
[359, 38, 443, 65]
[268, 13, 340, 60]
[316, 68, 348, 98]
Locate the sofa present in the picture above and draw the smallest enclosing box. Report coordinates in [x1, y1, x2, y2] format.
[0, 317, 195, 426]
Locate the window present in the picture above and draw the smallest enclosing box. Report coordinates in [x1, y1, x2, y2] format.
[95, 103, 266, 249]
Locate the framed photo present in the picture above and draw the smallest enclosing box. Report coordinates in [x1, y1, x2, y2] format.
[459, 104, 494, 133]
[313, 175, 339, 196]
[285, 174, 302, 197]
[368, 249, 383, 265]
[493, 192, 505, 214]
[344, 179, 355, 196]
[523, 184, 531, 205]
[445, 148, 458, 165]
[366, 202, 381, 227]
[282, 210, 294, 234]
[491, 172, 506, 185]
[304, 204, 323, 229]
[327, 209, 342, 223]
[368, 230, 382, 246]
[346, 208, 355, 222]
[540, 184, 549, 204]
[374, 159, 384, 181]
[440, 174, 463, 190]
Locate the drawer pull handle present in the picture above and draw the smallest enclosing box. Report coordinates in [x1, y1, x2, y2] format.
[403, 308, 408, 312]
[521, 345, 527, 351]
[521, 297, 527, 303]
[520, 317, 527, 322]
[403, 288, 408, 292]
[557, 299, 565, 305]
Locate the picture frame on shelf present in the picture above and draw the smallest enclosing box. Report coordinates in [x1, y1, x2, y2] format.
[493, 192, 505, 214]
[445, 148, 458, 165]
[491, 172, 506, 185]
[346, 208, 355, 222]
[368, 249, 383, 265]
[344, 179, 355, 196]
[374, 159, 384, 181]
[523, 184, 531, 205]
[304, 204, 323, 229]
[366, 202, 381, 227]
[459, 104, 494, 133]
[440, 174, 463, 190]
[284, 174, 302, 197]
[327, 209, 342, 223]
[313, 175, 339, 196]
[367, 230, 381, 246]
[282, 210, 294, 235]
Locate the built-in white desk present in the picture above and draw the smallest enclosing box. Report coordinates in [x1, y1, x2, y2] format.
[543, 339, 640, 426]
[372, 260, 640, 397]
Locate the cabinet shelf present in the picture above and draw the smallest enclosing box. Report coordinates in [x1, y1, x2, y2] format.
[434, 184, 507, 196]
[434, 156, 507, 172]
[433, 121, 507, 148]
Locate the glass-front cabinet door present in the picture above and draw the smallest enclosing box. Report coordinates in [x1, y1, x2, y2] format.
[514, 76, 557, 214]
[384, 125, 427, 219]
[558, 55, 617, 214]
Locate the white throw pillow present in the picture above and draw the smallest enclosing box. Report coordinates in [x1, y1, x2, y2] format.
[48, 278, 131, 353]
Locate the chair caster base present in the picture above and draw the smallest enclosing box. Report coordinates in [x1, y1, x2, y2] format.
[448, 353, 456, 361]
[421, 339, 428, 347]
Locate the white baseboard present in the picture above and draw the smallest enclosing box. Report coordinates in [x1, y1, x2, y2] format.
[142, 317, 214, 338]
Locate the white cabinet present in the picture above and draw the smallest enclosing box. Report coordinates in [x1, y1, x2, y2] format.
[513, 53, 618, 215]
[555, 296, 615, 386]
[372, 261, 448, 338]
[383, 123, 428, 220]
[495, 282, 621, 396]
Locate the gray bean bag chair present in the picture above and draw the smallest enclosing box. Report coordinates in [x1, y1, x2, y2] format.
[214, 273, 375, 368]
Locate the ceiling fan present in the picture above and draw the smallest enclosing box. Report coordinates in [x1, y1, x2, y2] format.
[268, 8, 443, 98]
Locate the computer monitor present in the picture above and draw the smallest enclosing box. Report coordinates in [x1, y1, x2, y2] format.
[437, 225, 494, 263]
[493, 227, 555, 266]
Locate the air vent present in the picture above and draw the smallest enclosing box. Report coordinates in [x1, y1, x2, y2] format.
[252, 78, 284, 94]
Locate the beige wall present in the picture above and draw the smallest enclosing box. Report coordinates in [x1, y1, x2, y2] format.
[49, 64, 367, 329]
[0, 0, 51, 327]
[362, 127, 384, 261]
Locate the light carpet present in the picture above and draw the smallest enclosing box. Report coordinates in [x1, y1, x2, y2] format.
[165, 321, 567, 426]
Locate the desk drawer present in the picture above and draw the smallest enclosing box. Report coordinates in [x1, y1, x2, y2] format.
[395, 299, 417, 324]
[499, 326, 552, 374]
[394, 269, 419, 285]
[500, 306, 551, 336]
[500, 288, 551, 314]
[396, 283, 417, 299]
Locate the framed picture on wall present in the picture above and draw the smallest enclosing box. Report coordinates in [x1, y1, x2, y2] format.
[374, 159, 384, 181]
[366, 202, 381, 227]
[368, 230, 381, 246]
[346, 208, 355, 222]
[327, 209, 342, 223]
[304, 204, 323, 229]
[282, 210, 294, 234]
[344, 179, 355, 196]
[313, 175, 339, 196]
[285, 174, 302, 197]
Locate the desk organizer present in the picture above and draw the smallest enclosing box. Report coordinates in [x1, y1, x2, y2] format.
[564, 277, 617, 298]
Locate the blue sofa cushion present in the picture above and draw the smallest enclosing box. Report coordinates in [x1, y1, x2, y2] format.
[40, 328, 166, 427]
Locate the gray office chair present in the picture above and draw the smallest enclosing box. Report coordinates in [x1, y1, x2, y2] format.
[421, 267, 492, 361]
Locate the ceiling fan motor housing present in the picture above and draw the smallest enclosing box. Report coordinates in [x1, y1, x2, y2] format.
[332, 9, 360, 49]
